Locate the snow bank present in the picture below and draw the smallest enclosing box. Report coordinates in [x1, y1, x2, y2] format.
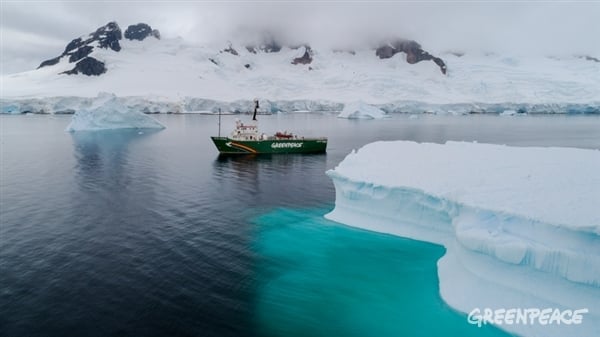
[338, 101, 389, 119]
[66, 93, 165, 131]
[326, 141, 600, 337]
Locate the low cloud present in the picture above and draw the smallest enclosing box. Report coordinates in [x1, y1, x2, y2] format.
[1, 1, 598, 74]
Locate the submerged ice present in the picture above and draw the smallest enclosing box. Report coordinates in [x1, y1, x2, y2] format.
[66, 93, 165, 131]
[253, 208, 511, 337]
[326, 141, 600, 337]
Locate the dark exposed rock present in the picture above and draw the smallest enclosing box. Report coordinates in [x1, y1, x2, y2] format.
[61, 57, 106, 76]
[92, 21, 122, 51]
[432, 57, 447, 74]
[375, 39, 447, 75]
[37, 36, 84, 68]
[391, 40, 421, 58]
[333, 49, 356, 55]
[244, 64, 251, 69]
[125, 23, 154, 41]
[64, 38, 84, 54]
[152, 29, 161, 39]
[209, 58, 219, 65]
[246, 46, 257, 54]
[38, 56, 61, 69]
[375, 45, 396, 59]
[68, 45, 93, 63]
[223, 44, 239, 56]
[375, 39, 422, 61]
[292, 46, 313, 65]
[582, 55, 599, 63]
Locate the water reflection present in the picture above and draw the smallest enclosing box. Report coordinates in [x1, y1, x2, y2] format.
[71, 129, 160, 189]
[212, 153, 330, 208]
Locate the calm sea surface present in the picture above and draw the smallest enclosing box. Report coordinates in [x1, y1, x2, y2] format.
[1, 113, 599, 337]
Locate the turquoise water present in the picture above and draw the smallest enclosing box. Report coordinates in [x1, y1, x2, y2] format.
[252, 208, 512, 337]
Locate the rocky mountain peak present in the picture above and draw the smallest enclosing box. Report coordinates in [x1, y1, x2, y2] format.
[60, 21, 122, 55]
[376, 39, 447, 74]
[125, 23, 161, 41]
[35, 22, 448, 78]
[38, 21, 159, 76]
[291, 46, 313, 65]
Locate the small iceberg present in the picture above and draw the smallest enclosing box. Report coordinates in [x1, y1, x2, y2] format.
[66, 92, 165, 131]
[500, 109, 527, 116]
[338, 101, 389, 119]
[500, 109, 517, 116]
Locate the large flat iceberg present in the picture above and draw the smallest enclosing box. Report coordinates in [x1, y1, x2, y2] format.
[66, 93, 166, 131]
[326, 141, 600, 337]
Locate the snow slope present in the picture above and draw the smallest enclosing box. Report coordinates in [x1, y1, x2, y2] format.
[326, 141, 600, 337]
[2, 36, 599, 114]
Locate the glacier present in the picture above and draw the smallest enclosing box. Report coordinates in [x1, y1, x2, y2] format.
[65, 93, 165, 131]
[338, 101, 389, 119]
[325, 141, 600, 337]
[1, 36, 599, 114]
[3, 96, 598, 115]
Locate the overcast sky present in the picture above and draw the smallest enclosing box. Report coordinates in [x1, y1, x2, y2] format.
[1, 1, 599, 75]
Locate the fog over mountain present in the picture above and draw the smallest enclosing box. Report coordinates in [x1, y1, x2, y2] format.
[2, 1, 599, 75]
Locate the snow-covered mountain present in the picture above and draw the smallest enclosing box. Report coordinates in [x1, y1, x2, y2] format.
[2, 21, 599, 114]
[36, 22, 161, 76]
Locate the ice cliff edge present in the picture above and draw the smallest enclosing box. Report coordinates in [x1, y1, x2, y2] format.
[325, 141, 600, 337]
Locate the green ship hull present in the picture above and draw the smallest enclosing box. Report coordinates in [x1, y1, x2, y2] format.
[211, 137, 327, 154]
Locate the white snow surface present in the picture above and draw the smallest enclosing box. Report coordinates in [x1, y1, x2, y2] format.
[2, 37, 599, 114]
[326, 141, 600, 337]
[66, 93, 165, 131]
[338, 101, 389, 119]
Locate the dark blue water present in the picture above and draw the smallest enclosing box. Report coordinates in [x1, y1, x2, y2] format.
[1, 113, 599, 337]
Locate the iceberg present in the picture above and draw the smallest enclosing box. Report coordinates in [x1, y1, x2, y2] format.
[338, 101, 389, 119]
[66, 93, 166, 131]
[326, 141, 600, 337]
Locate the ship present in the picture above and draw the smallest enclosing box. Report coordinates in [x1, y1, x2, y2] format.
[211, 100, 327, 154]
[211, 119, 327, 154]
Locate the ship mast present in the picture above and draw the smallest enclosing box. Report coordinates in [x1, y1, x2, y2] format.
[252, 99, 259, 121]
[218, 108, 221, 137]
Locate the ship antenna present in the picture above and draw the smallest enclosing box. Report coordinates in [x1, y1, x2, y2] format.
[218, 108, 221, 137]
